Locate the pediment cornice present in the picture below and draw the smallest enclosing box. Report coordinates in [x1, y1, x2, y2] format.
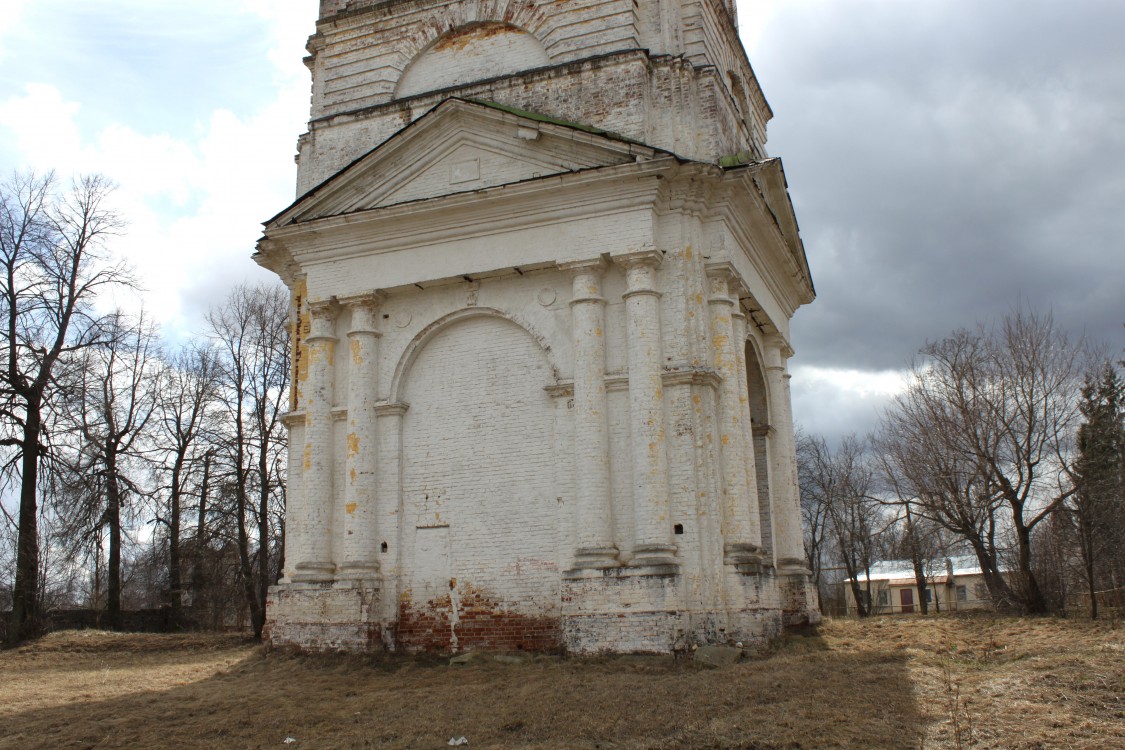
[267, 98, 667, 229]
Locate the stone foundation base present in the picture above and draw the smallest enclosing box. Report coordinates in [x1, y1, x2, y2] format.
[560, 567, 783, 654]
[778, 569, 822, 627]
[265, 582, 384, 652]
[267, 571, 792, 654]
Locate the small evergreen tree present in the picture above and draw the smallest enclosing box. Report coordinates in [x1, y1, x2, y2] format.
[1072, 362, 1125, 618]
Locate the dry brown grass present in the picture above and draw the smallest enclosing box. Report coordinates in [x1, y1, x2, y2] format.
[0, 614, 1120, 749]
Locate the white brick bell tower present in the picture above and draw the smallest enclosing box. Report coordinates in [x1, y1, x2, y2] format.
[257, 0, 818, 654]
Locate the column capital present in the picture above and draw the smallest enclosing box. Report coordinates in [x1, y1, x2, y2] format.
[704, 260, 738, 282]
[764, 333, 795, 367]
[308, 297, 340, 318]
[338, 290, 385, 311]
[558, 257, 607, 275]
[612, 247, 664, 270]
[307, 297, 340, 341]
[374, 401, 409, 417]
[340, 291, 385, 334]
[564, 259, 607, 306]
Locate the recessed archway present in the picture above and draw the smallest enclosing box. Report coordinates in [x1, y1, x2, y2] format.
[396, 22, 551, 99]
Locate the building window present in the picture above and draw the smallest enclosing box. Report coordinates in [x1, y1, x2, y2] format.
[877, 590, 889, 607]
[956, 585, 968, 602]
[923, 589, 933, 603]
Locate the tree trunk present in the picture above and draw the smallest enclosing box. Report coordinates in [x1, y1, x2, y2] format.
[190, 454, 210, 622]
[106, 454, 123, 630]
[10, 403, 43, 645]
[1015, 523, 1049, 614]
[168, 459, 183, 622]
[967, 536, 1015, 608]
[905, 508, 929, 615]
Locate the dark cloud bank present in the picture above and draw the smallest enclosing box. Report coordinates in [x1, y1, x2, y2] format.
[749, 0, 1125, 378]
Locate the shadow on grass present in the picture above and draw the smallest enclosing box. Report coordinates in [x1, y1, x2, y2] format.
[0, 634, 924, 750]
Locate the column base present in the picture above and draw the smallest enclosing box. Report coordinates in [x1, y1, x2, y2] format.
[723, 543, 763, 567]
[777, 566, 821, 627]
[572, 547, 620, 570]
[630, 544, 678, 568]
[335, 562, 381, 584]
[292, 562, 336, 583]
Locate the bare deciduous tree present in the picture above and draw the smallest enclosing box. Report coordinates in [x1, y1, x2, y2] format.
[0, 172, 130, 643]
[207, 283, 289, 640]
[59, 312, 160, 628]
[154, 344, 220, 620]
[878, 309, 1087, 614]
[798, 433, 882, 616]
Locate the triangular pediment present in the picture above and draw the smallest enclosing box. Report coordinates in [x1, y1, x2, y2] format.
[269, 99, 663, 227]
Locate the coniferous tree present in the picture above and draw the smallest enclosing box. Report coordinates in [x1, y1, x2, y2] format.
[1072, 362, 1125, 618]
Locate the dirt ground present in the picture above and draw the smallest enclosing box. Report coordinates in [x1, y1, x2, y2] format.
[0, 614, 1121, 750]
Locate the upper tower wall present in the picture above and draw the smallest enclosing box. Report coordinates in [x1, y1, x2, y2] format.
[297, 0, 772, 193]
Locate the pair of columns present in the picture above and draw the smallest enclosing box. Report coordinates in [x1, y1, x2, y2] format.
[565, 251, 676, 570]
[565, 254, 804, 573]
[290, 294, 383, 584]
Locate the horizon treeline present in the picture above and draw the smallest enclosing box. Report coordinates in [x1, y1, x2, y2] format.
[800, 311, 1125, 619]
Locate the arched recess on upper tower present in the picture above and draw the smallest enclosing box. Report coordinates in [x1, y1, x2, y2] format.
[395, 21, 551, 99]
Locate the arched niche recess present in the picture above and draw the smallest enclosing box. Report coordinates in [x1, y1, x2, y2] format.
[396, 22, 550, 99]
[745, 338, 775, 559]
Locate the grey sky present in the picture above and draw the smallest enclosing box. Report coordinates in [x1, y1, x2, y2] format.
[746, 0, 1124, 381]
[1, 1, 1120, 447]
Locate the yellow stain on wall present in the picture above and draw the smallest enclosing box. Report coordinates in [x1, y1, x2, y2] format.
[346, 502, 358, 515]
[291, 279, 310, 410]
[302, 443, 312, 471]
[351, 337, 363, 365]
[347, 433, 360, 458]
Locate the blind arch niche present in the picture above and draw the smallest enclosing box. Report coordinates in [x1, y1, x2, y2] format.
[396, 22, 551, 99]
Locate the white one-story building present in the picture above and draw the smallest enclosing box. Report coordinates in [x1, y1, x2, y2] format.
[844, 556, 1004, 615]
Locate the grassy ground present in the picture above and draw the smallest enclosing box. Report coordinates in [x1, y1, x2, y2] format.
[0, 614, 1121, 750]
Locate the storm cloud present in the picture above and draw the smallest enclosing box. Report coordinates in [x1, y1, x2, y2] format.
[744, 0, 1125, 377]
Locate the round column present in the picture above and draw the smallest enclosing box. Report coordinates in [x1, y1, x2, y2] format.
[765, 334, 807, 571]
[294, 299, 338, 583]
[564, 260, 618, 569]
[338, 294, 382, 582]
[617, 250, 676, 568]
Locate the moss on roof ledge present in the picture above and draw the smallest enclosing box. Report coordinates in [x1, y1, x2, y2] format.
[718, 150, 757, 168]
